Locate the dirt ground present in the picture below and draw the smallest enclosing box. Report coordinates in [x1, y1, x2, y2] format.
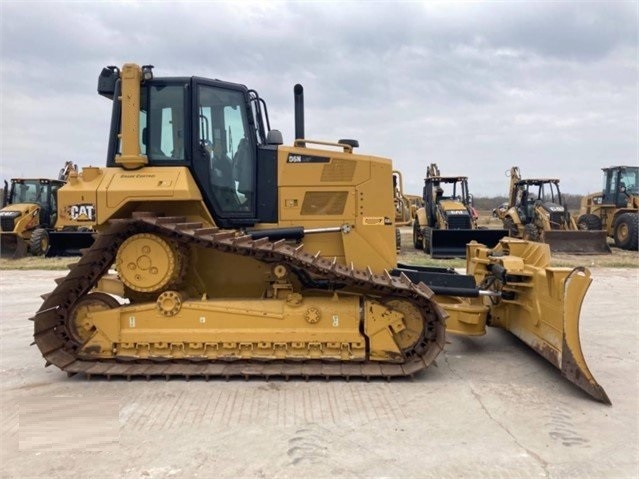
[1, 269, 637, 479]
[0, 222, 637, 478]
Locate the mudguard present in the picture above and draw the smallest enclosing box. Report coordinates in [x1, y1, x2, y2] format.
[466, 238, 610, 404]
[0, 233, 28, 259]
[429, 229, 507, 258]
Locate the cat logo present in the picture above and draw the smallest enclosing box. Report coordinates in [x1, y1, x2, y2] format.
[69, 203, 96, 221]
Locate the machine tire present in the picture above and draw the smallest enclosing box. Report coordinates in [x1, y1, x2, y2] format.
[421, 226, 431, 254]
[413, 221, 423, 250]
[29, 228, 49, 256]
[502, 217, 518, 237]
[577, 214, 602, 231]
[523, 224, 540, 242]
[613, 213, 639, 251]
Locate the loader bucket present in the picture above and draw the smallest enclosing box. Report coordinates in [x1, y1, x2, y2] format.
[470, 240, 610, 404]
[45, 231, 95, 257]
[0, 233, 28, 259]
[542, 230, 611, 254]
[430, 229, 507, 259]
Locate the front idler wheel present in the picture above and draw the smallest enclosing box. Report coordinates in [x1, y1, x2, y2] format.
[68, 292, 121, 345]
[382, 298, 425, 354]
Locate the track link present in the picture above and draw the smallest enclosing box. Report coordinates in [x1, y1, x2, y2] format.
[32, 214, 446, 380]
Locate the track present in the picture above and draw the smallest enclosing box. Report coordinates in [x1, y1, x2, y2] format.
[31, 213, 446, 380]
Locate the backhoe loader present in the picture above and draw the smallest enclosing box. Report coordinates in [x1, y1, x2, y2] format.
[577, 165, 638, 251]
[412, 163, 506, 258]
[501, 167, 610, 254]
[1, 177, 64, 258]
[0, 162, 95, 258]
[31, 64, 609, 404]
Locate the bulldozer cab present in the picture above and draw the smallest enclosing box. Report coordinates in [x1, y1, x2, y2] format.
[602, 166, 639, 207]
[101, 66, 269, 229]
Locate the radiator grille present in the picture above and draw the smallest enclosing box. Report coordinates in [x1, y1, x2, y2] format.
[1, 216, 16, 232]
[321, 159, 357, 182]
[301, 191, 348, 215]
[447, 214, 472, 229]
[549, 212, 565, 230]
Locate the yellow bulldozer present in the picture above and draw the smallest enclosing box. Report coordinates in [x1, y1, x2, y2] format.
[0, 162, 95, 259]
[30, 64, 609, 404]
[501, 167, 610, 254]
[412, 163, 507, 258]
[577, 165, 638, 251]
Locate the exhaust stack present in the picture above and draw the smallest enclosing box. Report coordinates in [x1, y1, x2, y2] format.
[294, 84, 304, 140]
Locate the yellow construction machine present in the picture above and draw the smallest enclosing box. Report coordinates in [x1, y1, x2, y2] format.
[577, 165, 638, 251]
[501, 167, 610, 254]
[392, 170, 422, 250]
[0, 162, 94, 258]
[31, 64, 609, 404]
[413, 163, 507, 258]
[0, 177, 64, 258]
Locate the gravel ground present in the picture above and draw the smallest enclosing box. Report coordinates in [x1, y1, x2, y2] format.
[1, 268, 637, 479]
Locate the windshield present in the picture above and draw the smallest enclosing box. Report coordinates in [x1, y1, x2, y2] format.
[531, 182, 560, 204]
[117, 84, 187, 161]
[436, 180, 468, 203]
[10, 180, 42, 204]
[620, 167, 638, 194]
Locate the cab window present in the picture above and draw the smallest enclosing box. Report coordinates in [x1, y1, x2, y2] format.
[117, 84, 186, 161]
[197, 85, 254, 213]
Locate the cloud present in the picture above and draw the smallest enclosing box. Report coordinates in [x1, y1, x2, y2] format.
[1, 1, 636, 197]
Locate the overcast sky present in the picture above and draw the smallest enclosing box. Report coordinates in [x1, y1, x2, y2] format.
[1, 1, 637, 196]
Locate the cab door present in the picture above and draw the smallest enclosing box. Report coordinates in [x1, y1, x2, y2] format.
[192, 81, 257, 227]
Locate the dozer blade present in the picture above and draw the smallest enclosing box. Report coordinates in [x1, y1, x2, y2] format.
[0, 233, 28, 259]
[45, 231, 95, 257]
[472, 240, 610, 404]
[430, 229, 507, 259]
[542, 230, 611, 254]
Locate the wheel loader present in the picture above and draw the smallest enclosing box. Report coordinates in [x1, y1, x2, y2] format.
[31, 64, 609, 404]
[412, 163, 507, 258]
[501, 167, 610, 254]
[577, 165, 638, 251]
[0, 162, 95, 259]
